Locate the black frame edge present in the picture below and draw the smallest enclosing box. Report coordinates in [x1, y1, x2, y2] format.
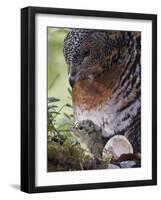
[21, 7, 36, 193]
[32, 180, 155, 193]
[21, 6, 157, 193]
[21, 7, 30, 193]
[152, 14, 157, 185]
[23, 6, 157, 19]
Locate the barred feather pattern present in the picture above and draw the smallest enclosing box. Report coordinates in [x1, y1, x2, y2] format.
[63, 29, 141, 153]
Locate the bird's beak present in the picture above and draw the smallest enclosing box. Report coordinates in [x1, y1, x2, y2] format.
[68, 75, 76, 88]
[68, 74, 80, 88]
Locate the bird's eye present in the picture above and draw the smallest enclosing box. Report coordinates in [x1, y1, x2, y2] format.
[81, 48, 90, 57]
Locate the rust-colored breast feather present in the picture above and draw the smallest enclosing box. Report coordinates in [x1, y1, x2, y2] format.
[72, 63, 124, 110]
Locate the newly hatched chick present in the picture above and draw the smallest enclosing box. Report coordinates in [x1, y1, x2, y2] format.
[70, 120, 106, 158]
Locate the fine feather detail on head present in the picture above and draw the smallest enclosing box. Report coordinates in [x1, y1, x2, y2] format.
[63, 29, 140, 88]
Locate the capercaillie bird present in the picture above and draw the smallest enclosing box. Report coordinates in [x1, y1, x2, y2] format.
[63, 29, 141, 153]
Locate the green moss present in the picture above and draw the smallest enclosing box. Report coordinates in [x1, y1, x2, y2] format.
[48, 141, 111, 172]
[48, 141, 88, 171]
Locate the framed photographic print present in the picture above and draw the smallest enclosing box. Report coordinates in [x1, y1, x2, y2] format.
[21, 6, 157, 193]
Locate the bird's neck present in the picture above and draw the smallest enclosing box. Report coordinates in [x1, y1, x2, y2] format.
[72, 65, 123, 110]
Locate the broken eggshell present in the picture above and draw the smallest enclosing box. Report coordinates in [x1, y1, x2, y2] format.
[103, 135, 133, 160]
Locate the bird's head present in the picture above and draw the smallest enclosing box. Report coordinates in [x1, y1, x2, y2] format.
[71, 120, 95, 137]
[63, 29, 108, 88]
[70, 120, 102, 141]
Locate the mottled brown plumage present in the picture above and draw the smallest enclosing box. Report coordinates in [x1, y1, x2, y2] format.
[63, 29, 141, 153]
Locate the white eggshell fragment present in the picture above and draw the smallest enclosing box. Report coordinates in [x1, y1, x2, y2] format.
[103, 135, 133, 159]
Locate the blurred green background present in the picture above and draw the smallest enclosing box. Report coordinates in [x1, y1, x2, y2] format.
[48, 27, 72, 124]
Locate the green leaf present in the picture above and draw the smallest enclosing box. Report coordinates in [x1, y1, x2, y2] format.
[67, 88, 72, 96]
[48, 105, 58, 110]
[51, 111, 60, 115]
[57, 123, 72, 131]
[65, 103, 72, 108]
[48, 97, 60, 103]
[64, 112, 71, 119]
